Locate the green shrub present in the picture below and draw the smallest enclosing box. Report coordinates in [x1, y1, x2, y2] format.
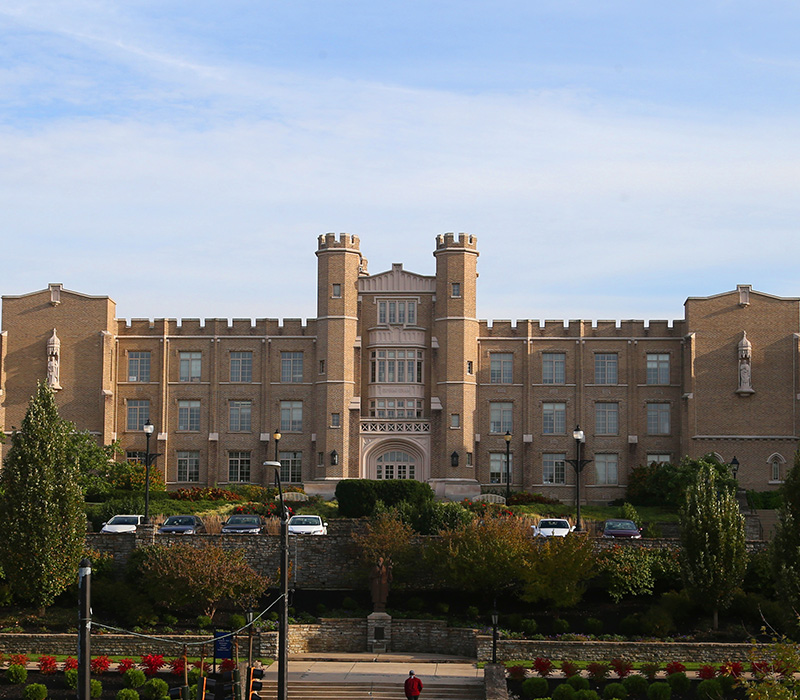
[576, 691, 601, 700]
[620, 502, 641, 527]
[90, 679, 102, 699]
[187, 668, 202, 685]
[196, 615, 212, 629]
[567, 675, 590, 691]
[696, 678, 722, 699]
[521, 618, 538, 636]
[229, 613, 246, 630]
[161, 614, 179, 626]
[117, 690, 141, 700]
[375, 479, 434, 508]
[646, 683, 671, 700]
[717, 674, 736, 695]
[399, 499, 471, 534]
[6, 664, 28, 684]
[639, 607, 675, 637]
[522, 677, 550, 698]
[621, 675, 649, 696]
[552, 618, 570, 634]
[553, 684, 577, 700]
[585, 617, 603, 635]
[603, 683, 628, 699]
[335, 480, 378, 517]
[665, 672, 689, 694]
[465, 605, 480, 620]
[23, 683, 48, 700]
[141, 677, 169, 700]
[124, 669, 147, 689]
[64, 669, 79, 689]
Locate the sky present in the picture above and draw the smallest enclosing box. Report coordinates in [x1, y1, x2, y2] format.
[2, 1, 799, 324]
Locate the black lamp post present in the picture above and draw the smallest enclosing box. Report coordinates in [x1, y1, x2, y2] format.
[730, 456, 740, 483]
[491, 602, 499, 664]
[504, 431, 512, 502]
[565, 426, 592, 532]
[273, 429, 281, 463]
[143, 419, 155, 523]
[274, 468, 289, 700]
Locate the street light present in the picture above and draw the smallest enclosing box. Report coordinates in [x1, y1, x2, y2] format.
[565, 426, 592, 532]
[273, 429, 281, 462]
[490, 603, 499, 665]
[143, 419, 155, 523]
[730, 456, 740, 482]
[504, 431, 512, 503]
[273, 467, 290, 700]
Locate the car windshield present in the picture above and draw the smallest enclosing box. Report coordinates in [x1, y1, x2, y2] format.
[164, 517, 193, 526]
[109, 516, 139, 525]
[227, 516, 260, 525]
[291, 517, 321, 526]
[540, 520, 568, 529]
[606, 520, 636, 530]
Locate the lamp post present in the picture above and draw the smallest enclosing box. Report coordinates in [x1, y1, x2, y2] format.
[273, 466, 289, 700]
[565, 426, 592, 532]
[491, 602, 499, 665]
[730, 456, 740, 484]
[273, 429, 281, 463]
[504, 431, 512, 503]
[143, 419, 155, 523]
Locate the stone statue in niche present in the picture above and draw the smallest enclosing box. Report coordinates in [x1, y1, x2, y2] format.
[737, 331, 754, 395]
[46, 328, 62, 391]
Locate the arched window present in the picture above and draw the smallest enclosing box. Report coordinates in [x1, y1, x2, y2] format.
[767, 453, 786, 483]
[376, 450, 416, 480]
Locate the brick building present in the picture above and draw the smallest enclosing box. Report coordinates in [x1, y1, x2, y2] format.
[1, 233, 797, 502]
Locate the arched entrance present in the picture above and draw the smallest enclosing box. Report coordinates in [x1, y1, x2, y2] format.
[375, 450, 416, 480]
[361, 437, 429, 481]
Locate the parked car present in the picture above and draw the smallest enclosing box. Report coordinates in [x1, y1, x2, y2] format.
[158, 515, 205, 535]
[221, 514, 264, 534]
[287, 514, 328, 535]
[100, 514, 144, 534]
[602, 518, 642, 539]
[531, 518, 575, 537]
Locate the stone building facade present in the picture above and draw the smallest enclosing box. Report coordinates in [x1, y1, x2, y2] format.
[1, 234, 798, 502]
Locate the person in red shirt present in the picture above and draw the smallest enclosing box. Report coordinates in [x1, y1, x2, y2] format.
[404, 670, 423, 699]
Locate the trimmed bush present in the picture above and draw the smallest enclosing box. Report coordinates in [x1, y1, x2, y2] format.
[5, 664, 28, 684]
[567, 675, 590, 691]
[553, 618, 570, 634]
[335, 480, 378, 517]
[141, 678, 169, 700]
[117, 691, 140, 700]
[124, 669, 147, 689]
[665, 672, 689, 694]
[23, 684, 48, 700]
[553, 684, 577, 700]
[696, 679, 722, 700]
[621, 675, 649, 696]
[90, 680, 103, 699]
[228, 613, 246, 630]
[522, 676, 550, 698]
[64, 669, 79, 689]
[575, 691, 601, 700]
[646, 682, 671, 700]
[603, 683, 628, 700]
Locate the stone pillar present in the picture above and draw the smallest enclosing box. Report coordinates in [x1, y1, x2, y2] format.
[367, 612, 391, 653]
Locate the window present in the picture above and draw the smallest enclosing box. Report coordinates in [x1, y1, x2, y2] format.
[466, 452, 473, 466]
[595, 353, 618, 384]
[370, 349, 424, 383]
[317, 451, 324, 466]
[542, 403, 566, 434]
[319, 360, 325, 374]
[179, 352, 202, 382]
[126, 450, 146, 464]
[128, 351, 150, 382]
[230, 352, 252, 382]
[542, 353, 565, 384]
[127, 400, 150, 431]
[490, 353, 513, 384]
[369, 398, 423, 418]
[331, 412, 341, 427]
[543, 453, 567, 484]
[332, 283, 341, 298]
[595, 454, 618, 485]
[467, 361, 474, 374]
[228, 451, 251, 482]
[280, 401, 303, 432]
[279, 451, 302, 482]
[177, 451, 200, 482]
[450, 413, 460, 428]
[451, 282, 461, 298]
[595, 403, 619, 435]
[772, 459, 782, 482]
[229, 400, 252, 432]
[378, 300, 417, 325]
[376, 450, 416, 480]
[490, 452, 512, 484]
[646, 353, 670, 385]
[178, 400, 201, 431]
[281, 352, 303, 383]
[490, 402, 513, 434]
[647, 453, 671, 465]
[646, 403, 670, 435]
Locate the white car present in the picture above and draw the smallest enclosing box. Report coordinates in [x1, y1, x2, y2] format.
[100, 514, 144, 533]
[287, 514, 328, 535]
[531, 518, 575, 538]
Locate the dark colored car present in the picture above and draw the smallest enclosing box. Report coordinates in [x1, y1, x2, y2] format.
[221, 514, 264, 534]
[602, 518, 642, 539]
[158, 515, 206, 535]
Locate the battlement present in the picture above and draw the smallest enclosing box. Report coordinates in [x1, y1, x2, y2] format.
[435, 232, 478, 251]
[116, 317, 318, 337]
[317, 233, 360, 251]
[478, 318, 685, 338]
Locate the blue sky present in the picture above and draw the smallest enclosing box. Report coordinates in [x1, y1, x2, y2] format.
[2, 1, 799, 323]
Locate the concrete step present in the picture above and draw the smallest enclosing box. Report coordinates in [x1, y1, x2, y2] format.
[257, 680, 483, 700]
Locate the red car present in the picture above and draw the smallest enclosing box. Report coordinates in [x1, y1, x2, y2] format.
[602, 519, 642, 539]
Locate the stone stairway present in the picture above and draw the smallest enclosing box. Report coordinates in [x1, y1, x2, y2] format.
[257, 680, 484, 700]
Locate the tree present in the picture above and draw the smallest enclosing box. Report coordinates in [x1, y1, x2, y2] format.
[522, 533, 597, 607]
[679, 460, 747, 629]
[136, 542, 270, 620]
[770, 450, 800, 614]
[0, 382, 86, 611]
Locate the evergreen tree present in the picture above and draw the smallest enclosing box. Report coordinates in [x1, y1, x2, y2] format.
[680, 459, 747, 629]
[0, 382, 86, 611]
[770, 450, 800, 613]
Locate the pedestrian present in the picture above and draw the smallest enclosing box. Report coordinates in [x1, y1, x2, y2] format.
[404, 670, 423, 700]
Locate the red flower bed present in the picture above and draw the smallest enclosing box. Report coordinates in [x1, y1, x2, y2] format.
[37, 656, 58, 675]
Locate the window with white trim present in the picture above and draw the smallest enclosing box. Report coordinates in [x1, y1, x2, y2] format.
[279, 451, 302, 483]
[370, 349, 423, 383]
[490, 452, 512, 484]
[451, 283, 461, 298]
[229, 400, 252, 432]
[179, 352, 202, 382]
[378, 299, 417, 325]
[542, 353, 565, 384]
[595, 454, 618, 485]
[281, 352, 303, 383]
[772, 458, 783, 482]
[126, 450, 146, 464]
[376, 450, 416, 480]
[332, 284, 341, 298]
[543, 453, 567, 484]
[127, 400, 150, 431]
[646, 353, 670, 385]
[647, 453, 671, 465]
[450, 413, 460, 428]
[646, 403, 670, 435]
[595, 353, 618, 384]
[230, 351, 252, 382]
[490, 353, 513, 384]
[490, 402, 513, 434]
[128, 352, 151, 382]
[595, 402, 619, 435]
[178, 400, 201, 432]
[331, 412, 341, 427]
[280, 401, 303, 432]
[228, 451, 251, 482]
[542, 403, 566, 434]
[368, 398, 423, 418]
[177, 451, 200, 482]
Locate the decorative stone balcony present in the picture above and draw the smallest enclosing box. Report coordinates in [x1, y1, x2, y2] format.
[359, 419, 431, 433]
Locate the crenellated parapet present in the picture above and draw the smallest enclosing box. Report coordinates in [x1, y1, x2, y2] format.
[317, 232, 360, 250]
[478, 318, 685, 339]
[435, 232, 478, 251]
[116, 317, 318, 337]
